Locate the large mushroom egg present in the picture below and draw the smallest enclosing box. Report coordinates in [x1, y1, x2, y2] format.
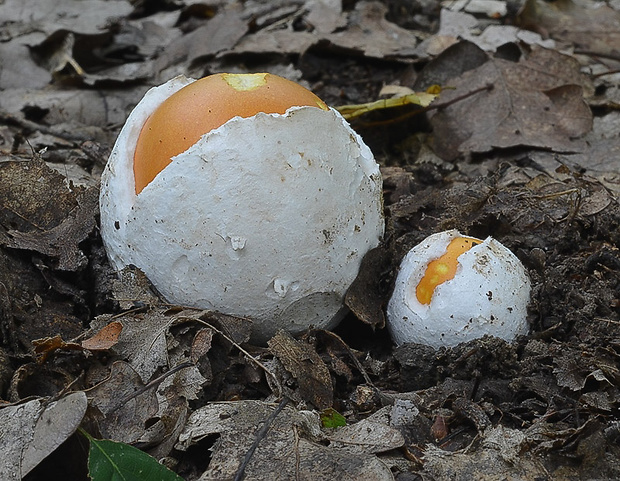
[99, 73, 385, 342]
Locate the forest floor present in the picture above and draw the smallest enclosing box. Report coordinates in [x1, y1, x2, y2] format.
[1, 0, 620, 480]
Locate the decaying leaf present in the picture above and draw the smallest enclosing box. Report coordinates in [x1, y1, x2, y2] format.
[345, 246, 391, 329]
[337, 90, 437, 121]
[2, 187, 98, 271]
[429, 9, 555, 54]
[89, 310, 175, 382]
[32, 334, 83, 363]
[86, 361, 158, 444]
[422, 426, 545, 480]
[81, 321, 123, 351]
[268, 330, 333, 410]
[176, 400, 395, 480]
[325, 406, 405, 454]
[111, 266, 161, 310]
[518, 0, 620, 56]
[189, 328, 214, 365]
[430, 46, 592, 160]
[0, 392, 87, 479]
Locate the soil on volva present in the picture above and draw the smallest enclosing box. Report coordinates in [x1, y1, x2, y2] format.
[1, 1, 620, 480]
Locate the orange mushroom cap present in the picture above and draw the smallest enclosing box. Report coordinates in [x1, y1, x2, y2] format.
[133, 73, 328, 194]
[415, 236, 482, 305]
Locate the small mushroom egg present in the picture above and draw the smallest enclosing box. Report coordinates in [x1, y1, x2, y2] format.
[386, 229, 530, 348]
[99, 73, 384, 342]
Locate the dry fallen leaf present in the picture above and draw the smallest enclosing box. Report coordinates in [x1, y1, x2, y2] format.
[518, 0, 620, 56]
[81, 321, 123, 351]
[86, 360, 158, 444]
[0, 392, 87, 478]
[325, 406, 405, 454]
[88, 310, 174, 382]
[268, 330, 333, 410]
[32, 335, 83, 363]
[177, 400, 395, 480]
[430, 46, 592, 160]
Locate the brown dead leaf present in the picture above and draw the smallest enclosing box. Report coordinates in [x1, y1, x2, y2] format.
[0, 157, 80, 232]
[268, 330, 333, 410]
[326, 1, 420, 59]
[230, 30, 317, 56]
[86, 360, 159, 444]
[428, 9, 555, 55]
[177, 400, 394, 480]
[32, 335, 83, 363]
[229, 0, 421, 61]
[518, 0, 620, 56]
[553, 353, 615, 391]
[325, 406, 405, 454]
[430, 46, 592, 160]
[88, 310, 174, 382]
[345, 245, 391, 329]
[1, 186, 98, 271]
[305, 0, 346, 34]
[188, 9, 248, 66]
[111, 266, 161, 310]
[154, 9, 248, 74]
[422, 425, 545, 480]
[0, 87, 146, 140]
[190, 328, 214, 364]
[0, 392, 87, 479]
[2, 0, 133, 37]
[0, 34, 52, 89]
[81, 321, 123, 351]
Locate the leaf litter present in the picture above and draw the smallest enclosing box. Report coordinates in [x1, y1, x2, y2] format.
[1, 0, 620, 480]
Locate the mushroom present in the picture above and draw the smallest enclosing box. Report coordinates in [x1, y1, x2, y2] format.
[99, 73, 385, 342]
[386, 229, 530, 348]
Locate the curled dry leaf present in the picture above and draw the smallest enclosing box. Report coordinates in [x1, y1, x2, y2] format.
[190, 328, 214, 364]
[32, 335, 83, 363]
[345, 246, 391, 329]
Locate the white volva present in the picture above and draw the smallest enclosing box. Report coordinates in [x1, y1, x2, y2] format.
[387, 230, 530, 349]
[100, 76, 384, 342]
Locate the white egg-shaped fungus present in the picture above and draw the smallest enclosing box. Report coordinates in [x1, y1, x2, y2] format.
[386, 229, 530, 349]
[99, 74, 384, 342]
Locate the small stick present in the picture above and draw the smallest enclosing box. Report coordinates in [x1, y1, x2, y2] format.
[233, 397, 290, 481]
[192, 317, 281, 391]
[108, 361, 194, 412]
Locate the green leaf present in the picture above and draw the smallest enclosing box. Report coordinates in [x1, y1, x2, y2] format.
[320, 408, 347, 429]
[87, 437, 184, 481]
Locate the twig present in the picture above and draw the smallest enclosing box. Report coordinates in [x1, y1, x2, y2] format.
[320, 330, 374, 386]
[430, 83, 494, 112]
[347, 83, 493, 128]
[192, 317, 281, 391]
[573, 49, 620, 62]
[233, 397, 290, 481]
[109, 361, 194, 412]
